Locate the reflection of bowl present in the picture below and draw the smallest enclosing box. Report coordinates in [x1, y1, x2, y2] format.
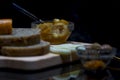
[76, 45, 117, 70]
[31, 19, 74, 45]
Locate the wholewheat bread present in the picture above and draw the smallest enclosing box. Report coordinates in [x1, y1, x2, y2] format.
[1, 40, 50, 57]
[0, 28, 40, 46]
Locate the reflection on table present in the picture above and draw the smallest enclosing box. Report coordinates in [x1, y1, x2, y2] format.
[1, 60, 120, 80]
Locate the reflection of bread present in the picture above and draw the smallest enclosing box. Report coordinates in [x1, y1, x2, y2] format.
[1, 40, 50, 56]
[0, 28, 40, 46]
[0, 19, 12, 35]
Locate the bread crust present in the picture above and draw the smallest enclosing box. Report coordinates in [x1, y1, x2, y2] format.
[1, 40, 50, 56]
[0, 28, 40, 46]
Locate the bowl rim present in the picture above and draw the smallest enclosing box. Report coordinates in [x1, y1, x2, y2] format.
[76, 45, 117, 60]
[31, 20, 74, 31]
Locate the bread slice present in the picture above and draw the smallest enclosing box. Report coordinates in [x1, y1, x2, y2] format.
[1, 40, 50, 57]
[0, 28, 40, 46]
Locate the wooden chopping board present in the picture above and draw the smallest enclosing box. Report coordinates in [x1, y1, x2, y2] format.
[0, 53, 62, 70]
[0, 42, 90, 70]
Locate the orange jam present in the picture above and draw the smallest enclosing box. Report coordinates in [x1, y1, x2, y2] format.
[35, 19, 74, 44]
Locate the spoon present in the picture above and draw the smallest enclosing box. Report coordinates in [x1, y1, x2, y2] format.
[12, 2, 44, 23]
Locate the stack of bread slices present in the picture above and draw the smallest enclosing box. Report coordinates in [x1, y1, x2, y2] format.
[0, 19, 50, 56]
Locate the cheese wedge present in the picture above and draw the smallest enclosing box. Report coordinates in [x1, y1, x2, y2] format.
[50, 43, 87, 62]
[0, 19, 12, 35]
[50, 42, 91, 62]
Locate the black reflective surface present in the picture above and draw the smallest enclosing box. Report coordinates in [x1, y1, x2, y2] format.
[0, 58, 120, 80]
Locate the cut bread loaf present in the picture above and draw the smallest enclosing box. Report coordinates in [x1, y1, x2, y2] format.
[0, 28, 40, 46]
[1, 40, 50, 56]
[0, 19, 12, 35]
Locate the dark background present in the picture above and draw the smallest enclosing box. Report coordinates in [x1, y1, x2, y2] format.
[0, 0, 120, 49]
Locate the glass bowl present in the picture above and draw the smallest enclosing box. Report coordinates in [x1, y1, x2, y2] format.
[76, 45, 117, 71]
[31, 19, 74, 45]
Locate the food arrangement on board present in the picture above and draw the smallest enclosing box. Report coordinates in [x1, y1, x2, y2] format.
[0, 18, 116, 70]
